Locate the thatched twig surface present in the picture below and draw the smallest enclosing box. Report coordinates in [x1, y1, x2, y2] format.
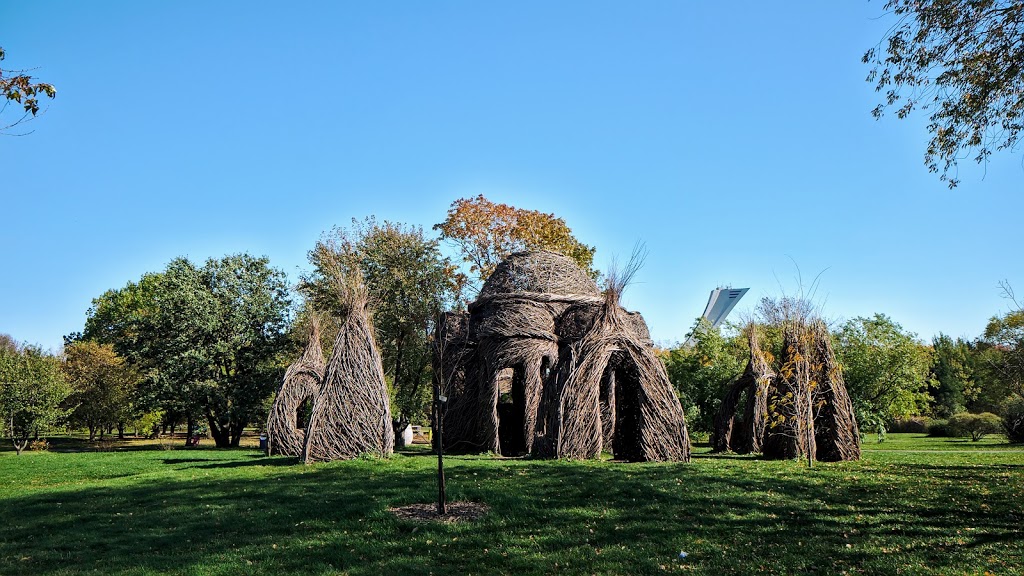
[267, 318, 325, 457]
[302, 289, 394, 463]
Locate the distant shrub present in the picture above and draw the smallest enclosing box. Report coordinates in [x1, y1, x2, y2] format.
[949, 412, 1003, 441]
[1001, 396, 1024, 444]
[927, 419, 954, 437]
[890, 417, 931, 434]
[28, 439, 50, 452]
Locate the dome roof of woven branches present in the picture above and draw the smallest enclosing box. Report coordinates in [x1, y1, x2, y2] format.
[479, 250, 599, 299]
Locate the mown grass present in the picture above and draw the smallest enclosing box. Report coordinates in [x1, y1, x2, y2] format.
[1, 434, 1022, 575]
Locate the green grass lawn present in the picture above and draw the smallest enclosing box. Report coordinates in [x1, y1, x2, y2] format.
[1, 434, 1022, 576]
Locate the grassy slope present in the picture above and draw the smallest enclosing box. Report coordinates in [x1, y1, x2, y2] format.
[0, 435, 1021, 576]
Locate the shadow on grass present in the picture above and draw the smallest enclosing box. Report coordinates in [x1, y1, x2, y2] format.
[1, 452, 1022, 575]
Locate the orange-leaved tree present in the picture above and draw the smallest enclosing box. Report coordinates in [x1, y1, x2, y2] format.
[1, 47, 56, 134]
[433, 195, 597, 284]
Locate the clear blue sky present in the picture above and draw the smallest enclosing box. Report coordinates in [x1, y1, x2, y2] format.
[3, 1, 1022, 351]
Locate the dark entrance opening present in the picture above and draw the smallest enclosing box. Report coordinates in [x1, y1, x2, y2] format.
[497, 366, 527, 456]
[612, 358, 643, 461]
[296, 397, 313, 431]
[599, 358, 617, 452]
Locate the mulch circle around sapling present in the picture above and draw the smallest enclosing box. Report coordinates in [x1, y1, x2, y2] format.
[388, 502, 489, 523]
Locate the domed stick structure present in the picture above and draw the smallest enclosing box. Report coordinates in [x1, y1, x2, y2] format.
[266, 317, 325, 457]
[302, 286, 394, 463]
[433, 251, 690, 462]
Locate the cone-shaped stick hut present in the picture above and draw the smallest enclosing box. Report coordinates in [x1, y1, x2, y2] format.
[433, 251, 690, 462]
[302, 286, 394, 463]
[266, 317, 326, 456]
[715, 319, 860, 462]
[711, 327, 773, 454]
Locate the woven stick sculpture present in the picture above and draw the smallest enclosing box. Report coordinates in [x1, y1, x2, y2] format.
[433, 251, 690, 462]
[302, 286, 394, 463]
[761, 320, 860, 462]
[712, 327, 773, 453]
[266, 317, 325, 457]
[809, 321, 861, 462]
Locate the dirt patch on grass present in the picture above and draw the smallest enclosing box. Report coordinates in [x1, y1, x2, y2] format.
[388, 502, 489, 523]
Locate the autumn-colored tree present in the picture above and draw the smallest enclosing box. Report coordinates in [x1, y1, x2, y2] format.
[433, 195, 597, 283]
[1, 47, 56, 134]
[63, 341, 140, 441]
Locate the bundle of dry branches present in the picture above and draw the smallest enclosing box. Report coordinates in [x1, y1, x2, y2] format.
[266, 317, 325, 457]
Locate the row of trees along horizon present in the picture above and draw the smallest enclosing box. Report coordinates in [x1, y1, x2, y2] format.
[2, 195, 1023, 454]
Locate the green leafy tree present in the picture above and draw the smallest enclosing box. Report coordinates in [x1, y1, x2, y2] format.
[80, 273, 187, 430]
[863, 1, 1024, 187]
[0, 343, 71, 454]
[0, 47, 56, 134]
[835, 314, 933, 429]
[302, 218, 465, 440]
[79, 255, 291, 447]
[982, 305, 1024, 396]
[63, 341, 140, 441]
[663, 318, 746, 434]
[434, 195, 597, 284]
[147, 255, 292, 447]
[929, 334, 979, 417]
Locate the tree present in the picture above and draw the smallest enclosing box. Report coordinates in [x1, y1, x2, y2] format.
[79, 255, 291, 447]
[0, 343, 71, 454]
[434, 195, 597, 285]
[835, 314, 933, 429]
[930, 333, 979, 417]
[864, 1, 1024, 187]
[63, 341, 140, 441]
[982, 306, 1024, 396]
[1, 47, 56, 134]
[302, 218, 465, 441]
[663, 318, 746, 433]
[148, 255, 291, 447]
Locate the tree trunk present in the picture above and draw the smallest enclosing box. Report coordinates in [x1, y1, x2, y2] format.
[13, 438, 27, 455]
[207, 413, 230, 447]
[186, 415, 195, 447]
[230, 423, 243, 447]
[88, 425, 97, 442]
[117, 422, 125, 439]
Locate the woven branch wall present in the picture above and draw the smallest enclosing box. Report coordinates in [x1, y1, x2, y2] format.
[433, 251, 690, 462]
[266, 319, 325, 457]
[303, 295, 394, 463]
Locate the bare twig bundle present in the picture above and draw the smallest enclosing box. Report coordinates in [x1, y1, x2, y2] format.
[433, 250, 690, 462]
[266, 317, 325, 457]
[302, 283, 394, 463]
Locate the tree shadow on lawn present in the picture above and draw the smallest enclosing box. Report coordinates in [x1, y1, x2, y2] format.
[0, 456, 1021, 575]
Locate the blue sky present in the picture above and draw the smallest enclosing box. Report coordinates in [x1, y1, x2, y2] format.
[3, 1, 1022, 351]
